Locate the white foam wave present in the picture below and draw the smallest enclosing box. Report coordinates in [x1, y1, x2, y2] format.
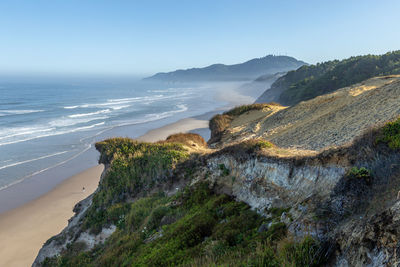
[61, 93, 188, 111]
[64, 105, 79, 109]
[68, 109, 111, 118]
[0, 151, 70, 171]
[0, 127, 55, 141]
[0, 109, 44, 116]
[71, 122, 105, 132]
[111, 105, 130, 110]
[141, 104, 188, 121]
[107, 104, 189, 129]
[0, 120, 107, 147]
[49, 116, 108, 127]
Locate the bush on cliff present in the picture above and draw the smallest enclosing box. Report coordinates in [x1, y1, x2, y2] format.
[377, 116, 400, 150]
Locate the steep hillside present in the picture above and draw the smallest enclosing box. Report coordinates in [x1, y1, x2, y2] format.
[256, 50, 400, 105]
[214, 75, 400, 150]
[33, 77, 400, 266]
[145, 55, 306, 82]
[34, 115, 400, 266]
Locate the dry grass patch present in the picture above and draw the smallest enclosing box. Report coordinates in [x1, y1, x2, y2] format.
[163, 133, 208, 148]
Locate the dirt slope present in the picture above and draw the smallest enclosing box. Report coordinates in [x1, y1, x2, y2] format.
[215, 75, 400, 150]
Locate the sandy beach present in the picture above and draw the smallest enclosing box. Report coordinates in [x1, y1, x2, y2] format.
[0, 165, 104, 267]
[0, 116, 210, 267]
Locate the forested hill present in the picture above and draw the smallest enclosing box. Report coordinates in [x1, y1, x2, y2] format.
[256, 50, 400, 105]
[144, 55, 306, 82]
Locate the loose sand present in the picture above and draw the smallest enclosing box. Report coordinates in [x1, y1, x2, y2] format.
[0, 117, 210, 267]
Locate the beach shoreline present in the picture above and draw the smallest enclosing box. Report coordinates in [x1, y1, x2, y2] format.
[0, 115, 211, 267]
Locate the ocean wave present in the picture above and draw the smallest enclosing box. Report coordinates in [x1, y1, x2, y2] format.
[71, 122, 105, 132]
[49, 116, 108, 127]
[64, 105, 79, 109]
[111, 105, 130, 110]
[68, 109, 111, 118]
[0, 109, 44, 116]
[0, 143, 92, 192]
[0, 127, 55, 141]
[0, 150, 70, 171]
[144, 104, 188, 121]
[61, 93, 188, 111]
[0, 120, 107, 147]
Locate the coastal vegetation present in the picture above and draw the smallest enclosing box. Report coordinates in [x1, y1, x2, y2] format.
[41, 136, 326, 266]
[43, 182, 324, 267]
[257, 50, 400, 105]
[376, 116, 400, 149]
[84, 138, 189, 233]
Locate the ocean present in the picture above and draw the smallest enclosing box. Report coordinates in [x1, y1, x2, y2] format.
[0, 77, 226, 192]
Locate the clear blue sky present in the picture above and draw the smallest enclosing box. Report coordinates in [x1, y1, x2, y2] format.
[0, 0, 399, 76]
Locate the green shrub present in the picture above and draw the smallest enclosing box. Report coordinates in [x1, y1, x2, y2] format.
[255, 139, 274, 149]
[224, 103, 271, 117]
[377, 117, 400, 149]
[348, 167, 371, 179]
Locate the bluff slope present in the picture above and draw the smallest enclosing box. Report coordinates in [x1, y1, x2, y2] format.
[34, 76, 400, 266]
[212, 75, 400, 151]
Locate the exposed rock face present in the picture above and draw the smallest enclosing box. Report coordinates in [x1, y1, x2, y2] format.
[202, 155, 346, 212]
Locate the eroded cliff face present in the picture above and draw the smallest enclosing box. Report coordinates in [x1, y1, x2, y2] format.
[199, 130, 400, 266]
[200, 155, 346, 212]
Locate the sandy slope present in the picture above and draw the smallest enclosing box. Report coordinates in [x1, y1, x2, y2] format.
[220, 75, 400, 150]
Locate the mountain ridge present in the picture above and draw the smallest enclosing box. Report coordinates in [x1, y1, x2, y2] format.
[145, 55, 306, 82]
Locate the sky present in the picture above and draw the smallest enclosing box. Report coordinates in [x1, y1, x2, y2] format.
[0, 0, 399, 76]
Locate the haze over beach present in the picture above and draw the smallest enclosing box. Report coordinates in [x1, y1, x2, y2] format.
[0, 1, 400, 266]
